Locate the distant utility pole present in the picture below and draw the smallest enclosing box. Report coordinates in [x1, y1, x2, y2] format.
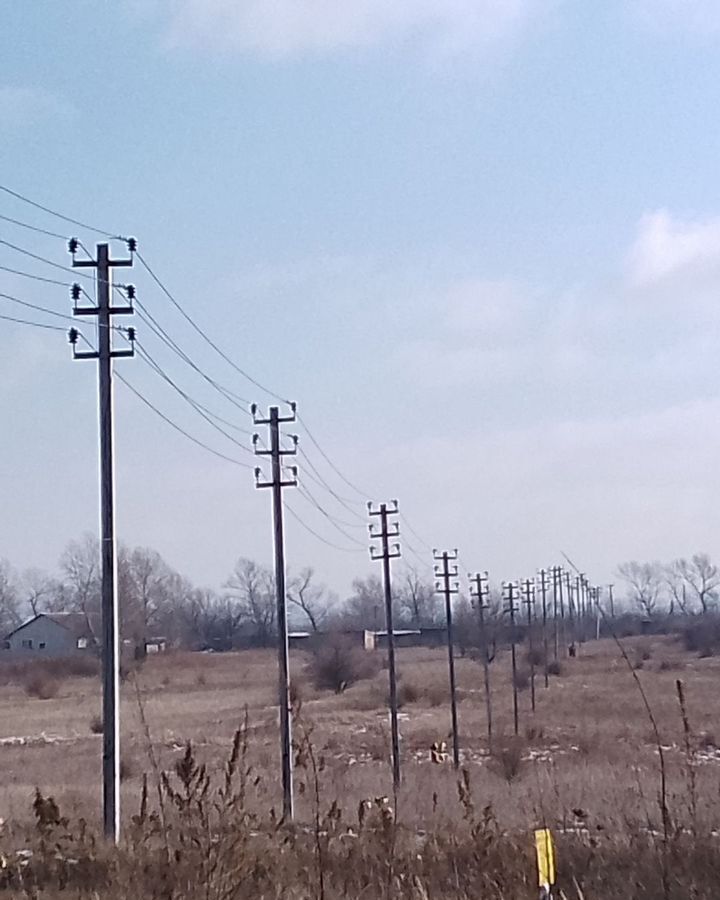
[565, 571, 576, 655]
[522, 578, 536, 713]
[253, 403, 298, 822]
[504, 581, 520, 736]
[538, 568, 550, 688]
[434, 550, 460, 768]
[68, 237, 136, 844]
[369, 501, 402, 789]
[469, 571, 493, 751]
[551, 566, 560, 661]
[594, 586, 602, 640]
[608, 583, 615, 619]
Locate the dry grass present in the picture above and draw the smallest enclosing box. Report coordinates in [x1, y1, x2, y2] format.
[1, 636, 720, 895]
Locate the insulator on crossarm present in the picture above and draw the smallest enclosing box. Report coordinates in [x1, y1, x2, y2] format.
[70, 283, 81, 301]
[125, 285, 136, 300]
[126, 237, 137, 253]
[68, 328, 79, 345]
[127, 327, 136, 343]
[68, 237, 79, 255]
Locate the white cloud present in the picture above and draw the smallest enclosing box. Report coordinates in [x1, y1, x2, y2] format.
[153, 0, 550, 57]
[0, 87, 75, 126]
[627, 210, 720, 287]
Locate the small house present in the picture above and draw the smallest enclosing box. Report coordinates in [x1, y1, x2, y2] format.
[1, 612, 98, 659]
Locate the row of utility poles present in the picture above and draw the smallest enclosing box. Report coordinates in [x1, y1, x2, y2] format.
[68, 239, 614, 841]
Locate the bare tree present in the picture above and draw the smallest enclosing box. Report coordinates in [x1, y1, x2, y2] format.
[121, 546, 176, 649]
[341, 575, 387, 630]
[287, 567, 335, 632]
[59, 534, 101, 643]
[225, 558, 276, 646]
[0, 559, 20, 637]
[617, 561, 663, 617]
[663, 562, 689, 615]
[675, 554, 720, 614]
[20, 568, 57, 617]
[396, 567, 439, 627]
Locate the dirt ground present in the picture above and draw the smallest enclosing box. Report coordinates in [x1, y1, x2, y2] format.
[2, 634, 719, 835]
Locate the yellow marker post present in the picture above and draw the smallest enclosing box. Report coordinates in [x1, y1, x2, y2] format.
[534, 828, 556, 899]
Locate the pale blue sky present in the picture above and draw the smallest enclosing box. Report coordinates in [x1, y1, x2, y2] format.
[3, 0, 720, 597]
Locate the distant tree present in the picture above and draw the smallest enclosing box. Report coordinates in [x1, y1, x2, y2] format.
[60, 535, 100, 617]
[341, 575, 388, 630]
[20, 568, 58, 617]
[617, 561, 663, 617]
[0, 559, 20, 637]
[663, 562, 689, 615]
[396, 567, 439, 627]
[675, 554, 720, 614]
[225, 558, 276, 645]
[287, 567, 335, 632]
[121, 546, 176, 649]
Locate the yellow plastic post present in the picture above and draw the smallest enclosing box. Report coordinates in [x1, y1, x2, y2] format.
[535, 828, 556, 896]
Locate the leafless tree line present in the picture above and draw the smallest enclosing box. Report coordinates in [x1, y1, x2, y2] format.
[616, 553, 720, 617]
[0, 537, 452, 650]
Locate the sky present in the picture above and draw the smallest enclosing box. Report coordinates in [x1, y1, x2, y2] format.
[2, 0, 720, 600]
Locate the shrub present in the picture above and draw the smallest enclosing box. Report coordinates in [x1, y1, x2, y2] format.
[490, 736, 525, 783]
[682, 617, 720, 657]
[525, 646, 545, 667]
[547, 660, 564, 676]
[25, 674, 59, 699]
[394, 680, 420, 707]
[308, 636, 379, 694]
[513, 668, 530, 692]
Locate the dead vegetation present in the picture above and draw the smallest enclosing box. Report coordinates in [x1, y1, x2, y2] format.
[1, 637, 720, 896]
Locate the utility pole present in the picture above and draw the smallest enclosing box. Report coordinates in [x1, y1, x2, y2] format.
[522, 578, 536, 713]
[551, 565, 560, 661]
[565, 571, 575, 656]
[608, 583, 615, 619]
[369, 501, 402, 789]
[469, 571, 493, 751]
[68, 237, 136, 843]
[538, 568, 550, 688]
[594, 586, 602, 640]
[504, 581, 520, 735]
[434, 550, 460, 768]
[253, 403, 298, 822]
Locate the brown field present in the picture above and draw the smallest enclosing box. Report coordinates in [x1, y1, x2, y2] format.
[1, 634, 720, 897]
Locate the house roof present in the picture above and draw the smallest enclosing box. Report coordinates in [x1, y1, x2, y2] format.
[3, 612, 98, 642]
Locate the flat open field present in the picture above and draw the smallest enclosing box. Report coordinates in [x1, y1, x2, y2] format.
[2, 633, 719, 838]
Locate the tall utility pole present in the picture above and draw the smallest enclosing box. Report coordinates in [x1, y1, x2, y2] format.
[551, 565, 560, 661]
[565, 571, 576, 654]
[538, 568, 550, 688]
[522, 578, 536, 713]
[434, 550, 460, 768]
[469, 571, 493, 751]
[253, 403, 298, 822]
[504, 581, 520, 735]
[608, 583, 615, 619]
[68, 238, 136, 843]
[369, 501, 402, 789]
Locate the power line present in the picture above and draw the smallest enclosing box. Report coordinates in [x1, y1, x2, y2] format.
[0, 183, 124, 240]
[284, 502, 364, 554]
[116, 372, 253, 469]
[134, 341, 255, 457]
[297, 413, 369, 498]
[0, 311, 66, 331]
[296, 484, 367, 547]
[0, 261, 73, 287]
[0, 290, 80, 325]
[0, 236, 101, 283]
[0, 211, 68, 241]
[136, 250, 288, 403]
